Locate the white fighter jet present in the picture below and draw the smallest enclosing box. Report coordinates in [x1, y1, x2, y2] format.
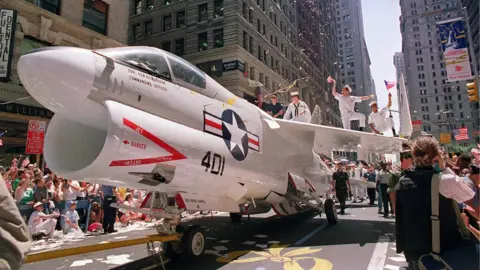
[17, 46, 405, 259]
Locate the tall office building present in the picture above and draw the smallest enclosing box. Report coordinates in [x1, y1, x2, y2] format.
[129, 0, 300, 105]
[393, 52, 406, 111]
[399, 0, 475, 143]
[296, 0, 341, 127]
[129, 0, 341, 127]
[0, 0, 129, 163]
[335, 0, 374, 123]
[461, 0, 479, 75]
[461, 0, 480, 138]
[393, 52, 406, 84]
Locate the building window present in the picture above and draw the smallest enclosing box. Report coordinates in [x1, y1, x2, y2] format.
[243, 31, 248, 50]
[134, 0, 142, 15]
[144, 21, 153, 36]
[31, 0, 62, 14]
[249, 36, 253, 53]
[83, 0, 108, 35]
[214, 0, 224, 17]
[175, 39, 185, 56]
[214, 29, 224, 48]
[163, 15, 172, 31]
[146, 0, 154, 10]
[177, 11, 185, 28]
[132, 24, 141, 39]
[198, 32, 208, 51]
[249, 8, 254, 23]
[199, 3, 208, 22]
[162, 41, 171, 52]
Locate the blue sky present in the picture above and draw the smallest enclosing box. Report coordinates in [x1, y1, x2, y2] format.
[362, 0, 402, 127]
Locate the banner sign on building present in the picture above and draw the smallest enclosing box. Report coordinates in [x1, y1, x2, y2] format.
[439, 133, 451, 144]
[0, 9, 17, 82]
[437, 18, 473, 81]
[26, 120, 46, 155]
[412, 119, 422, 132]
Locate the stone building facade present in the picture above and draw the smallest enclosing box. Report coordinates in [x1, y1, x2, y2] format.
[0, 0, 129, 161]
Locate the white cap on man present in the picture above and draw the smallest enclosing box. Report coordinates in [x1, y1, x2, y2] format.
[369, 101, 377, 107]
[344, 85, 352, 93]
[33, 202, 43, 208]
[291, 91, 299, 97]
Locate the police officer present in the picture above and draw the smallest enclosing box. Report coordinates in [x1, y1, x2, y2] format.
[330, 77, 373, 131]
[100, 185, 122, 234]
[333, 162, 351, 215]
[267, 94, 284, 119]
[283, 91, 311, 122]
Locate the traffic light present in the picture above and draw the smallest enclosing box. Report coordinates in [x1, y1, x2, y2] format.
[467, 78, 478, 102]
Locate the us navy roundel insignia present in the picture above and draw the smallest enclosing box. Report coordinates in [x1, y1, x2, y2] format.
[221, 109, 249, 161]
[203, 109, 260, 161]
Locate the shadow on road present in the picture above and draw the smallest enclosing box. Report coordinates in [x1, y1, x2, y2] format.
[166, 211, 395, 270]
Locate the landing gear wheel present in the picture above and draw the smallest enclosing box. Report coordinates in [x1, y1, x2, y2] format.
[229, 212, 242, 222]
[164, 225, 185, 259]
[325, 199, 338, 225]
[182, 225, 206, 261]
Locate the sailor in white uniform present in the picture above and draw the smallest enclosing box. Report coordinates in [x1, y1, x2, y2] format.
[330, 78, 373, 131]
[368, 92, 396, 136]
[283, 91, 311, 122]
[28, 202, 58, 238]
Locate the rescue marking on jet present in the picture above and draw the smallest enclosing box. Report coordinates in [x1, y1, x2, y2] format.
[203, 110, 260, 161]
[109, 118, 186, 166]
[123, 140, 147, 150]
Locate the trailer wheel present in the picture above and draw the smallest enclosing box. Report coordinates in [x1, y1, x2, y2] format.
[182, 225, 205, 260]
[164, 225, 185, 259]
[229, 212, 242, 222]
[325, 199, 338, 225]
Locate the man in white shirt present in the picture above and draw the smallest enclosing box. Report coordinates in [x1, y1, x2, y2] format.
[283, 91, 311, 122]
[368, 93, 397, 136]
[330, 78, 373, 131]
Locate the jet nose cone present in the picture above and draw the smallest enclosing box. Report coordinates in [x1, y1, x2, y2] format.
[17, 47, 95, 114]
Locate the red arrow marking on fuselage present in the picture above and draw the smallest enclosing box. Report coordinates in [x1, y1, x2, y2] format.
[123, 140, 130, 145]
[109, 118, 187, 167]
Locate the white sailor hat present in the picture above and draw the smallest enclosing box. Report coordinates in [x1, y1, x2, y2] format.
[369, 101, 378, 107]
[343, 85, 352, 93]
[291, 91, 299, 97]
[33, 202, 43, 208]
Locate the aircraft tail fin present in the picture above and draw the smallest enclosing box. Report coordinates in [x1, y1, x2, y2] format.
[310, 105, 322, 125]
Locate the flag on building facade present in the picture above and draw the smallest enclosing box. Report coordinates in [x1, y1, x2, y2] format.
[453, 128, 469, 141]
[384, 80, 395, 90]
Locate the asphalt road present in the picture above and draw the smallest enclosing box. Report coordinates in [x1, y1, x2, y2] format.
[21, 202, 408, 270]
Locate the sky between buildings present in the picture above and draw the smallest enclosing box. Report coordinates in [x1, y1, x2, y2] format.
[362, 0, 402, 129]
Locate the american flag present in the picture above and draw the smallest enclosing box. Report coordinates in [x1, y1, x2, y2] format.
[384, 80, 396, 90]
[453, 128, 469, 141]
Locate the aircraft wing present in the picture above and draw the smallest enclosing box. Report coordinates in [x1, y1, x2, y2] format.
[274, 119, 406, 156]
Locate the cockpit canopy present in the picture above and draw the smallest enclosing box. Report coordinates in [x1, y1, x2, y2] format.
[96, 47, 207, 90]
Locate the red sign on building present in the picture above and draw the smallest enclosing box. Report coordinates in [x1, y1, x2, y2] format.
[25, 120, 46, 154]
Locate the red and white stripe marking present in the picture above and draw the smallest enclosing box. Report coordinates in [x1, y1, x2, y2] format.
[204, 113, 223, 136]
[248, 133, 259, 151]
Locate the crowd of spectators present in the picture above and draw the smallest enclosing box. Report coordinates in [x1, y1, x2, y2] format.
[329, 137, 479, 269]
[1, 158, 152, 239]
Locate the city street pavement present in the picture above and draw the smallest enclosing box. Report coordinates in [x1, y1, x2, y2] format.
[22, 202, 407, 270]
